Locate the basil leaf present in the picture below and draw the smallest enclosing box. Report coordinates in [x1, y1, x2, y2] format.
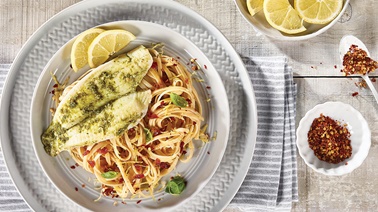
[144, 128, 153, 143]
[170, 93, 188, 108]
[101, 171, 118, 179]
[165, 176, 186, 195]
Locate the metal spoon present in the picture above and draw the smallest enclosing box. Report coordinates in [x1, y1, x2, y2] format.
[339, 35, 378, 104]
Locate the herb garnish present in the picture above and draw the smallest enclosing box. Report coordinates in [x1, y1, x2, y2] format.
[165, 176, 186, 195]
[101, 171, 118, 179]
[144, 128, 153, 143]
[170, 93, 188, 108]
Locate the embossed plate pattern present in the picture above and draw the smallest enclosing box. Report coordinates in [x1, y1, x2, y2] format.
[0, 0, 257, 211]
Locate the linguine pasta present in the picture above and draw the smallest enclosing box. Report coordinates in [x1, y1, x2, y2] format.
[53, 47, 204, 199]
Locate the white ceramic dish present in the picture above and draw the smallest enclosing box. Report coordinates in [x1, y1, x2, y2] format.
[233, 0, 351, 40]
[0, 1, 257, 211]
[296, 102, 371, 176]
[30, 20, 230, 211]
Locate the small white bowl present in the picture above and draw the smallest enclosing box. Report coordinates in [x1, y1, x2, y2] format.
[296, 102, 371, 176]
[233, 0, 350, 40]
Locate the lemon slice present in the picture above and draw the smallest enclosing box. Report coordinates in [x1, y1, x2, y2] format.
[70, 28, 105, 72]
[87, 29, 136, 68]
[263, 0, 306, 34]
[294, 0, 343, 24]
[246, 0, 263, 16]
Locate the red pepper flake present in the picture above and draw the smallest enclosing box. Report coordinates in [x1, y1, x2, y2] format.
[150, 126, 162, 136]
[151, 62, 158, 69]
[70, 64, 73, 69]
[137, 200, 142, 204]
[334, 65, 337, 69]
[88, 160, 95, 167]
[311, 66, 314, 69]
[182, 150, 187, 155]
[158, 198, 161, 201]
[308, 114, 352, 164]
[320, 62, 323, 64]
[75, 187, 78, 191]
[160, 162, 170, 169]
[207, 151, 210, 155]
[179, 141, 185, 153]
[352, 92, 359, 97]
[83, 150, 90, 156]
[173, 63, 178, 66]
[206, 86, 211, 89]
[345, 162, 348, 165]
[184, 78, 189, 84]
[102, 187, 113, 196]
[70, 165, 76, 169]
[122, 201, 127, 205]
[97, 147, 108, 155]
[372, 78, 377, 82]
[204, 64, 207, 69]
[75, 163, 79, 167]
[155, 158, 161, 166]
[53, 84, 58, 88]
[134, 174, 145, 179]
[81, 184, 86, 188]
[157, 101, 165, 109]
[342, 44, 378, 76]
[148, 111, 159, 119]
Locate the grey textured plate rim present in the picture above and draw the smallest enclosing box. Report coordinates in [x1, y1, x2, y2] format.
[0, 0, 258, 211]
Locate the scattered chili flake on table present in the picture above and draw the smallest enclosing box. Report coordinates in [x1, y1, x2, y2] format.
[342, 44, 378, 76]
[355, 81, 367, 88]
[352, 92, 359, 97]
[307, 114, 352, 164]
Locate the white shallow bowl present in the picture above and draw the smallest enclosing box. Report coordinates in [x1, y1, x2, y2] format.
[30, 20, 230, 211]
[233, 0, 350, 40]
[296, 102, 371, 176]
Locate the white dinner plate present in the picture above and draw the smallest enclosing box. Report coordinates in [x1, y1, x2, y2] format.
[30, 20, 230, 211]
[0, 1, 257, 211]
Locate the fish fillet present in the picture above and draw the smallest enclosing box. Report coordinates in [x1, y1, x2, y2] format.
[42, 90, 152, 156]
[54, 45, 152, 129]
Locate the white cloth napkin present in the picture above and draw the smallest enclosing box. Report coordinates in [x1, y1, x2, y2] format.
[229, 56, 298, 211]
[0, 64, 31, 211]
[0, 59, 299, 211]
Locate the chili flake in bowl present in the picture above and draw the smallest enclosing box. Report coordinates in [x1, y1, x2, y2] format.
[296, 102, 371, 176]
[308, 114, 352, 164]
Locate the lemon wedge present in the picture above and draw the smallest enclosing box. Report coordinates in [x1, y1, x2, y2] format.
[70, 28, 105, 72]
[263, 0, 306, 34]
[246, 0, 263, 16]
[294, 0, 343, 24]
[87, 29, 136, 68]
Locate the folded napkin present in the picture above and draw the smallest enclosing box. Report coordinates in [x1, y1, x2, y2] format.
[0, 64, 31, 212]
[229, 56, 298, 211]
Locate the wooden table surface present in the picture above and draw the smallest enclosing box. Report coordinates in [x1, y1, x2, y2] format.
[1, 0, 378, 211]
